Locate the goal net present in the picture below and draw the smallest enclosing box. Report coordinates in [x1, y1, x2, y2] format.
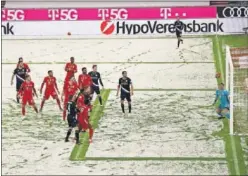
[226, 46, 248, 136]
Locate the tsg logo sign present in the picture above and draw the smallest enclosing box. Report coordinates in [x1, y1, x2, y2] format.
[217, 6, 248, 18]
[1, 22, 14, 35]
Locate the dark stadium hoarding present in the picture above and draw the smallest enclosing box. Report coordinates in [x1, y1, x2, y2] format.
[210, 1, 248, 6]
[217, 6, 248, 18]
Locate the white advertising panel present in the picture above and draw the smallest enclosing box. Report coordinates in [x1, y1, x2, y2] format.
[2, 18, 248, 38]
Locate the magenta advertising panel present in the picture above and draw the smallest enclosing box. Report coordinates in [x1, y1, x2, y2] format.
[2, 7, 217, 21]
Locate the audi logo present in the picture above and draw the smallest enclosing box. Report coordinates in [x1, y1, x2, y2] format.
[222, 7, 248, 17]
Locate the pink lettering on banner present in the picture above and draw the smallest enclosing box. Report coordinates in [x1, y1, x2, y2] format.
[2, 7, 216, 21]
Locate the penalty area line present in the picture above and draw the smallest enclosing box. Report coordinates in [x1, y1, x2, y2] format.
[2, 61, 215, 65]
[77, 156, 227, 161]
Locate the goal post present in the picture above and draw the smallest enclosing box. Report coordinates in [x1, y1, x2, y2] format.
[226, 45, 234, 135]
[226, 45, 248, 136]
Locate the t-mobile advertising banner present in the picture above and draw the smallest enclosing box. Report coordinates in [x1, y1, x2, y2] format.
[1, 7, 216, 21]
[217, 6, 248, 18]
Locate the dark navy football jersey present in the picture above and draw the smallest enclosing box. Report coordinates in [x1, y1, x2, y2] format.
[13, 68, 27, 82]
[88, 71, 103, 86]
[119, 77, 132, 93]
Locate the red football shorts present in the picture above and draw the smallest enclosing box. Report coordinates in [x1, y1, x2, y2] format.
[77, 113, 89, 131]
[22, 96, 35, 106]
[44, 89, 57, 100]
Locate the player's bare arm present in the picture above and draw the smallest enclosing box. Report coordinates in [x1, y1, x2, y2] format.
[61, 89, 64, 101]
[33, 87, 38, 98]
[130, 84, 134, 96]
[40, 80, 45, 94]
[10, 74, 15, 85]
[117, 85, 120, 96]
[55, 80, 60, 95]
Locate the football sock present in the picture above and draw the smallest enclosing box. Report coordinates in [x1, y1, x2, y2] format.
[22, 106, 25, 116]
[63, 110, 66, 121]
[66, 129, 72, 139]
[177, 40, 180, 48]
[128, 104, 131, 113]
[75, 130, 79, 143]
[99, 96, 103, 105]
[89, 128, 94, 140]
[121, 103, 125, 113]
[40, 100, 45, 111]
[56, 99, 62, 109]
[17, 97, 19, 103]
[33, 106, 38, 113]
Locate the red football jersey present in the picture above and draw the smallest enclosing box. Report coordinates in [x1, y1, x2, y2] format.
[19, 81, 34, 97]
[76, 94, 85, 109]
[63, 80, 78, 96]
[42, 76, 57, 91]
[77, 94, 90, 117]
[78, 74, 92, 89]
[65, 63, 77, 79]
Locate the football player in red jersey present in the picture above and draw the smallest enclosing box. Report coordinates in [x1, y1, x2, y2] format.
[18, 75, 38, 116]
[64, 57, 77, 83]
[39, 70, 62, 112]
[76, 87, 94, 144]
[61, 76, 78, 120]
[78, 67, 93, 90]
[17, 57, 31, 73]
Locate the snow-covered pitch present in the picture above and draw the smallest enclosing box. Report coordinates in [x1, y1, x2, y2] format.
[2, 38, 228, 175]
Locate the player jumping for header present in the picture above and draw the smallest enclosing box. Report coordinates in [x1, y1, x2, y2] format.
[18, 75, 38, 116]
[88, 65, 104, 106]
[11, 61, 28, 103]
[64, 57, 77, 83]
[117, 71, 134, 114]
[174, 17, 184, 49]
[40, 70, 62, 112]
[213, 83, 230, 120]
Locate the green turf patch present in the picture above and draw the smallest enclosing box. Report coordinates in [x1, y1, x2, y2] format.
[212, 35, 247, 176]
[69, 89, 110, 161]
[84, 157, 226, 161]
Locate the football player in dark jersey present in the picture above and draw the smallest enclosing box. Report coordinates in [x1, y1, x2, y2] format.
[11, 61, 27, 103]
[88, 65, 104, 106]
[116, 71, 133, 114]
[65, 95, 78, 142]
[174, 17, 184, 48]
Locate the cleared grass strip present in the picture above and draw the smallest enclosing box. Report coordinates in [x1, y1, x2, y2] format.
[84, 157, 226, 161]
[2, 62, 214, 65]
[212, 35, 247, 176]
[69, 89, 110, 161]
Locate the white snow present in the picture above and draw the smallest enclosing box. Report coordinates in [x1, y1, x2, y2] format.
[2, 38, 227, 175]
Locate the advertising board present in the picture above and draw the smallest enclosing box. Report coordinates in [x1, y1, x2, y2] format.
[2, 18, 247, 37]
[1, 7, 216, 21]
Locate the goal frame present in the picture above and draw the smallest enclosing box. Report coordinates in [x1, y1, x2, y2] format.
[225, 45, 234, 135]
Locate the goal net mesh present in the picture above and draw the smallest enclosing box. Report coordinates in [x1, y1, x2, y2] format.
[226, 46, 248, 135]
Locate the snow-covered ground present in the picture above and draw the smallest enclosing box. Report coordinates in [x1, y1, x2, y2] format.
[2, 38, 229, 175]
